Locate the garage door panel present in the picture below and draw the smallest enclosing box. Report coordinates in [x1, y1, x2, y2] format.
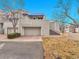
[24, 27, 41, 36]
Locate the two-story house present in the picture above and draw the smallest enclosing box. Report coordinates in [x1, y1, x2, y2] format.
[0, 10, 60, 36]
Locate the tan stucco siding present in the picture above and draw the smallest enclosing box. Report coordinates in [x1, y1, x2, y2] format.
[2, 16, 60, 35]
[50, 22, 60, 33]
[3, 21, 19, 34]
[20, 18, 50, 35]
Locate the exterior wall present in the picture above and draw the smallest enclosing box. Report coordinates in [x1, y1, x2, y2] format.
[0, 18, 4, 23]
[64, 24, 79, 33]
[50, 21, 60, 33]
[0, 10, 60, 35]
[70, 25, 79, 33]
[3, 20, 19, 35]
[3, 15, 60, 36]
[0, 17, 6, 34]
[64, 25, 70, 33]
[19, 17, 50, 35]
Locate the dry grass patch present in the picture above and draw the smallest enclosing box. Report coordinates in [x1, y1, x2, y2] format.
[43, 36, 79, 59]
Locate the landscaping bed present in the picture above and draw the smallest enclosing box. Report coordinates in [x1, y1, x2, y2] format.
[7, 33, 21, 39]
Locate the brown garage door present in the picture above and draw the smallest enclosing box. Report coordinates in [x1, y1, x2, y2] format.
[24, 27, 41, 36]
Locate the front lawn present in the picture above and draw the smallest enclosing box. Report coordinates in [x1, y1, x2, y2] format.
[43, 36, 79, 59]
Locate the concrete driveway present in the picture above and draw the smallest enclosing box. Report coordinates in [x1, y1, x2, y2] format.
[0, 34, 43, 59]
[0, 34, 42, 42]
[0, 42, 43, 59]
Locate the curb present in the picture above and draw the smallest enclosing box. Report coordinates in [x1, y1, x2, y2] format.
[0, 38, 42, 42]
[0, 39, 42, 42]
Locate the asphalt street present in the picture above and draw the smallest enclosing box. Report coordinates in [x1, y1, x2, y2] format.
[0, 42, 43, 59]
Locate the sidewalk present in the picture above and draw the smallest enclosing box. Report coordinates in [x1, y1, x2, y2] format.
[68, 33, 79, 40]
[0, 34, 7, 39]
[0, 35, 42, 42]
[0, 39, 42, 42]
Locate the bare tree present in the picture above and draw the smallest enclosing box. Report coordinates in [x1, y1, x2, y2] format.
[7, 11, 21, 32]
[53, 11, 67, 33]
[53, 0, 79, 33]
[0, 0, 25, 33]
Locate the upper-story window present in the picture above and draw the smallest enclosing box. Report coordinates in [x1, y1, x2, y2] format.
[22, 13, 28, 16]
[29, 15, 44, 20]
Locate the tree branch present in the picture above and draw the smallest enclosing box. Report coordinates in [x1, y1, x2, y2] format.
[65, 13, 77, 24]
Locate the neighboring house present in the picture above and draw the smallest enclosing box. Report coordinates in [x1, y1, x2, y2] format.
[0, 10, 60, 36]
[70, 25, 79, 33]
[64, 25, 70, 33]
[64, 24, 79, 33]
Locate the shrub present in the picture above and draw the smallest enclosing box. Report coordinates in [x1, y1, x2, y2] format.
[7, 33, 21, 39]
[15, 33, 21, 37]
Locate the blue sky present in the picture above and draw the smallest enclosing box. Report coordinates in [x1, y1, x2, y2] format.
[0, 0, 79, 23]
[0, 0, 56, 20]
[24, 0, 79, 22]
[24, 0, 56, 20]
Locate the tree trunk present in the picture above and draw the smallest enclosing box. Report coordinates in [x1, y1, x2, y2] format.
[13, 25, 16, 33]
[60, 27, 64, 33]
[60, 24, 65, 33]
